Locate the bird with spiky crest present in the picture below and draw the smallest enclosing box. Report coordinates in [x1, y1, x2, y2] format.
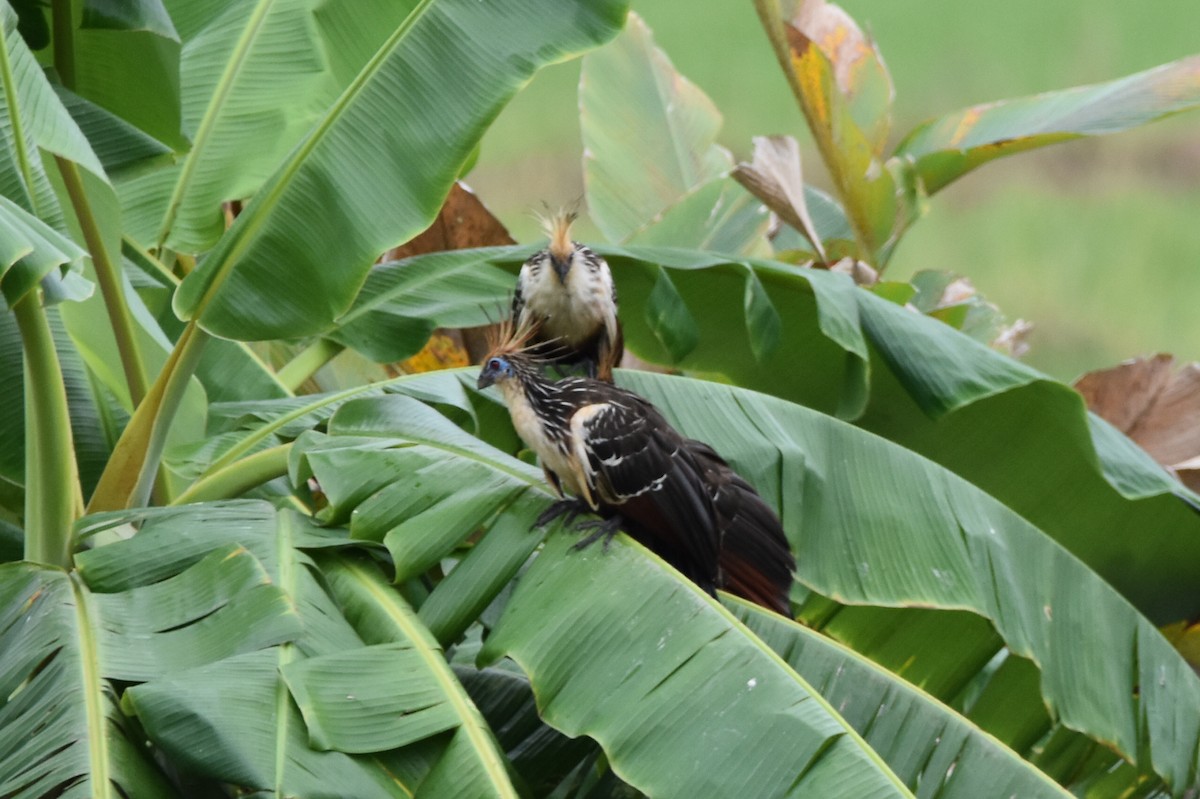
[477, 323, 793, 613]
[511, 210, 623, 381]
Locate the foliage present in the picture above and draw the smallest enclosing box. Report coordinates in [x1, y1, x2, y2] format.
[1, 0, 1199, 797]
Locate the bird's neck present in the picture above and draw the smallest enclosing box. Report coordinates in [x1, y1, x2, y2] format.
[516, 370, 567, 425]
[498, 371, 572, 464]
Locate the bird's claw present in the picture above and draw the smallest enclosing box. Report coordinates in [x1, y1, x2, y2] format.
[534, 498, 590, 529]
[571, 517, 622, 552]
[535, 499, 619, 551]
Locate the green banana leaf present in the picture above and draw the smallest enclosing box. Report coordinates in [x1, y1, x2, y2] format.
[79, 501, 537, 796]
[288, 394, 540, 589]
[581, 12, 769, 256]
[150, 0, 334, 252]
[453, 662, 605, 796]
[895, 54, 1200, 195]
[82, 502, 439, 795]
[172, 367, 483, 487]
[0, 194, 88, 306]
[0, 2, 106, 232]
[319, 244, 1200, 627]
[0, 564, 176, 798]
[54, 86, 174, 179]
[82, 0, 178, 39]
[327, 245, 865, 413]
[72, 0, 183, 150]
[852, 292, 1200, 623]
[296, 553, 525, 798]
[172, 0, 629, 340]
[265, 368, 1200, 794]
[481, 534, 913, 798]
[616, 370, 1200, 793]
[727, 597, 1071, 798]
[328, 251, 521, 363]
[0, 517, 301, 798]
[129, 649, 434, 798]
[290, 389, 914, 796]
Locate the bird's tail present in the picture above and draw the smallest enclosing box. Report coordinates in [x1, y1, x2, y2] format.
[686, 440, 795, 615]
[718, 483, 795, 615]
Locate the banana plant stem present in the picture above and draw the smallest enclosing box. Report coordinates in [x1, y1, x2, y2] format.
[276, 338, 344, 392]
[14, 291, 80, 567]
[51, 0, 75, 89]
[172, 444, 292, 505]
[130, 323, 208, 507]
[57, 157, 150, 406]
[87, 322, 210, 512]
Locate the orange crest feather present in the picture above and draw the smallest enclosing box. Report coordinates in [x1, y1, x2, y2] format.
[541, 209, 578, 263]
[484, 313, 541, 361]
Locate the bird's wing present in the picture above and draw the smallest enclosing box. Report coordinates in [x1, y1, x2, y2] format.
[511, 266, 528, 321]
[592, 251, 621, 346]
[568, 396, 721, 591]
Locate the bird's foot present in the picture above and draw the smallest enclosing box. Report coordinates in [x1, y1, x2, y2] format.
[534, 498, 590, 529]
[571, 516, 622, 552]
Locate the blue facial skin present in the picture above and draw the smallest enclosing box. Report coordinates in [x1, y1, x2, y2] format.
[477, 356, 512, 390]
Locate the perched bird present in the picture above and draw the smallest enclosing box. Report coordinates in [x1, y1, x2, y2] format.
[477, 334, 793, 613]
[511, 211, 623, 381]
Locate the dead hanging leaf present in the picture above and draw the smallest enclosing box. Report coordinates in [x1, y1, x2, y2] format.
[1074, 355, 1174, 434]
[991, 319, 1032, 359]
[733, 135, 827, 262]
[1075, 355, 1200, 486]
[903, 270, 1028, 355]
[939, 277, 976, 306]
[380, 182, 516, 367]
[828, 257, 876, 286]
[1176, 455, 1200, 495]
[787, 0, 894, 155]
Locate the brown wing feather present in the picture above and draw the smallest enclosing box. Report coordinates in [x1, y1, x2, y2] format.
[595, 323, 624, 382]
[574, 396, 721, 594]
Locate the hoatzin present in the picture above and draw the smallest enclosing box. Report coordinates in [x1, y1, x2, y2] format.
[511, 211, 623, 381]
[477, 337, 794, 614]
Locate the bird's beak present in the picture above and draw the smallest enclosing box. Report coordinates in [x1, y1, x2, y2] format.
[477, 369, 496, 391]
[550, 254, 570, 284]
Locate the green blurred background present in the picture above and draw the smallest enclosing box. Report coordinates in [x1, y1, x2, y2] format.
[468, 0, 1200, 382]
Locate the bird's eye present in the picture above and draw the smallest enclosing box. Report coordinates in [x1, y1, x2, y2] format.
[487, 357, 502, 371]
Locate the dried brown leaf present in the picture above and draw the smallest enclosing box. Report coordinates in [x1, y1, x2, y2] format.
[1075, 355, 1175, 442]
[1075, 355, 1200, 469]
[733, 135, 826, 262]
[1174, 455, 1200, 495]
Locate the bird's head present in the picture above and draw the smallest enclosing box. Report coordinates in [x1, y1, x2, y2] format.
[477, 354, 519, 390]
[477, 319, 542, 390]
[541, 209, 578, 284]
